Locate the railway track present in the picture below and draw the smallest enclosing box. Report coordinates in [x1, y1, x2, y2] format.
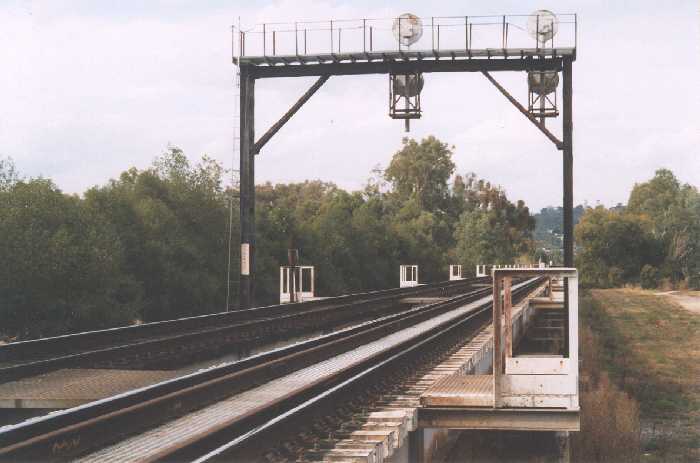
[0, 277, 542, 462]
[0, 278, 486, 384]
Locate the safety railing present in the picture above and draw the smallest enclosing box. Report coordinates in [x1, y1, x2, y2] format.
[232, 14, 577, 59]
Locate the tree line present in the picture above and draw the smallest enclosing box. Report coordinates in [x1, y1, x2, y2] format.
[575, 169, 700, 289]
[0, 137, 536, 341]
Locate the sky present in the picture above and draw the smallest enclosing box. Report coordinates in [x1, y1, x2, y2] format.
[1, 0, 698, 211]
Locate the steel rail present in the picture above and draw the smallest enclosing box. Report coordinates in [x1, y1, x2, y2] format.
[0, 278, 540, 461]
[0, 277, 486, 383]
[0, 280, 510, 461]
[1, 277, 480, 357]
[187, 279, 543, 463]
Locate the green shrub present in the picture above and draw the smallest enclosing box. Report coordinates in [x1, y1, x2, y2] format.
[688, 273, 700, 290]
[640, 264, 659, 289]
[608, 267, 625, 287]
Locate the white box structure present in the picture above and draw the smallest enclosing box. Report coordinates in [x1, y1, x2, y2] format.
[400, 265, 419, 287]
[280, 266, 315, 303]
[449, 265, 463, 280]
[493, 268, 579, 410]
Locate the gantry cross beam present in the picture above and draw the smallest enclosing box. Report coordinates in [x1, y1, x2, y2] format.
[235, 41, 575, 309]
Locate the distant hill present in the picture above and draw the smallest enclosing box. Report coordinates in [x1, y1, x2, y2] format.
[533, 203, 628, 263]
[533, 205, 586, 254]
[534, 205, 585, 235]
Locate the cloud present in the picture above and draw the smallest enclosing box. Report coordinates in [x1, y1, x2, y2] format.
[0, 0, 698, 210]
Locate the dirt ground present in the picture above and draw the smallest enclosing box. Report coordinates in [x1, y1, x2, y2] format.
[654, 290, 700, 315]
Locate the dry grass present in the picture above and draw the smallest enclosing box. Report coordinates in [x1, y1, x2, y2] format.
[571, 323, 641, 462]
[579, 289, 700, 462]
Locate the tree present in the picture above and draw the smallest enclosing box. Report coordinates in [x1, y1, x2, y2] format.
[254, 180, 342, 304]
[666, 185, 700, 283]
[640, 265, 659, 289]
[384, 136, 455, 212]
[570, 169, 698, 289]
[382, 137, 465, 282]
[627, 169, 700, 282]
[84, 147, 229, 321]
[306, 190, 365, 294]
[390, 197, 451, 282]
[453, 174, 535, 273]
[0, 139, 544, 338]
[0, 179, 140, 339]
[575, 207, 662, 287]
[627, 169, 681, 237]
[350, 195, 400, 290]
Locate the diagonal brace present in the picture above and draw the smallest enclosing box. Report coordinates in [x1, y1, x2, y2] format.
[253, 75, 330, 154]
[481, 71, 563, 150]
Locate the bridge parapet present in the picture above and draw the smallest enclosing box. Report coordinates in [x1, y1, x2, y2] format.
[420, 268, 580, 433]
[494, 268, 578, 410]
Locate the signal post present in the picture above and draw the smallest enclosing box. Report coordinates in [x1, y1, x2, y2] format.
[234, 12, 576, 308]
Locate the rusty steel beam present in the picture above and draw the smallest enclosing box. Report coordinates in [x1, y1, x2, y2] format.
[481, 71, 564, 150]
[418, 408, 580, 431]
[251, 57, 562, 78]
[492, 273, 502, 408]
[253, 74, 330, 154]
[504, 276, 512, 358]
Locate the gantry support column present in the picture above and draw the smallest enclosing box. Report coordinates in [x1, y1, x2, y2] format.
[562, 57, 573, 355]
[239, 65, 256, 309]
[562, 57, 573, 268]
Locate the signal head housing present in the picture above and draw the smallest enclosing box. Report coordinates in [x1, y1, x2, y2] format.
[392, 13, 423, 46]
[527, 10, 559, 45]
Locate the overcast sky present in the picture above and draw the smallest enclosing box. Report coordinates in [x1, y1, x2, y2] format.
[1, 0, 698, 211]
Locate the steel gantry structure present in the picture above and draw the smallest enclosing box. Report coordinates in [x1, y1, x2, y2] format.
[233, 14, 577, 308]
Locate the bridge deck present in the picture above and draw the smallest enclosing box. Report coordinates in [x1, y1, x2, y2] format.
[280, 281, 555, 462]
[76, 287, 517, 461]
[0, 369, 179, 409]
[419, 283, 579, 434]
[421, 375, 494, 407]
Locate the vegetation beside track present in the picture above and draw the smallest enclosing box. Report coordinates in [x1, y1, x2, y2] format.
[575, 169, 700, 290]
[0, 138, 536, 341]
[573, 289, 700, 462]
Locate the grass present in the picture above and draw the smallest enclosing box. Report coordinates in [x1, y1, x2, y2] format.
[572, 305, 641, 462]
[580, 289, 700, 462]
